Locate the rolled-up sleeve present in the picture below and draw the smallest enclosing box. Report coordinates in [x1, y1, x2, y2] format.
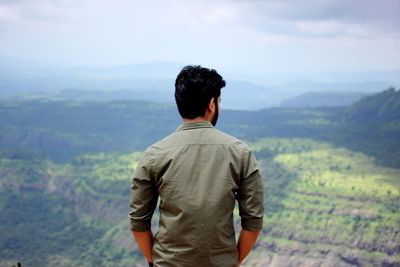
[237, 148, 264, 231]
[129, 150, 159, 232]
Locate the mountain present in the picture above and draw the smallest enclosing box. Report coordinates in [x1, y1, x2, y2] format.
[220, 80, 281, 110]
[345, 87, 400, 124]
[280, 91, 367, 108]
[326, 88, 400, 167]
[1, 57, 399, 110]
[1, 88, 399, 167]
[274, 80, 395, 95]
[0, 78, 278, 110]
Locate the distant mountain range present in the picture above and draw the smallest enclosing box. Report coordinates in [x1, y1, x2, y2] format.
[0, 57, 399, 110]
[280, 91, 368, 107]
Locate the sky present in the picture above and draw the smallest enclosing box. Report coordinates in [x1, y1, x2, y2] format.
[0, 0, 399, 76]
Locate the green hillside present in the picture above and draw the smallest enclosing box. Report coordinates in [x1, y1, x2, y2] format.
[1, 137, 399, 266]
[248, 138, 400, 266]
[346, 87, 400, 124]
[0, 88, 399, 168]
[0, 150, 102, 266]
[0, 150, 144, 266]
[325, 88, 400, 168]
[0, 100, 178, 162]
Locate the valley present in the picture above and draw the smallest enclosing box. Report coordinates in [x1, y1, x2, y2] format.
[0, 88, 399, 266]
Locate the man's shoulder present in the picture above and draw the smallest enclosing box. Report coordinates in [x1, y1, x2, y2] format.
[212, 128, 249, 148]
[144, 126, 251, 155]
[142, 133, 174, 154]
[151, 127, 244, 144]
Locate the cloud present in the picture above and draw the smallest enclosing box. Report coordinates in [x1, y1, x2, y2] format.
[1, 0, 398, 38]
[295, 20, 368, 38]
[233, 0, 400, 38]
[0, 4, 19, 23]
[0, 0, 398, 73]
[240, 0, 399, 24]
[0, 0, 77, 34]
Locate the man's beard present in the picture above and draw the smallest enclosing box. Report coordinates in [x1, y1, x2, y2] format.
[211, 98, 219, 126]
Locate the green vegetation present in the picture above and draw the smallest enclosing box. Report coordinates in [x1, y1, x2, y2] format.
[0, 150, 143, 266]
[1, 137, 399, 266]
[0, 151, 100, 266]
[0, 88, 399, 266]
[0, 100, 178, 161]
[1, 88, 399, 168]
[248, 138, 399, 266]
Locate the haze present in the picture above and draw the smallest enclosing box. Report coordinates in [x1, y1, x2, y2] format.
[0, 0, 400, 109]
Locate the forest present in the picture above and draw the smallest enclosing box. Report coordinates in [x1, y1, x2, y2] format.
[0, 88, 399, 266]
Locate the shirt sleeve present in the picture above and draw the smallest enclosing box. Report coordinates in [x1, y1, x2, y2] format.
[237, 147, 264, 231]
[129, 149, 159, 231]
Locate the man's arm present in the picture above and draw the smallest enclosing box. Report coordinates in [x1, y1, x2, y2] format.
[132, 230, 154, 264]
[129, 150, 158, 264]
[236, 229, 260, 265]
[236, 148, 264, 265]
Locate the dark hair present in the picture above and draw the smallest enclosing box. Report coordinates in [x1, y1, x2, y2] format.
[175, 65, 226, 119]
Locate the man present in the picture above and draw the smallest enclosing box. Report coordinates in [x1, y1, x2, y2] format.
[129, 65, 264, 266]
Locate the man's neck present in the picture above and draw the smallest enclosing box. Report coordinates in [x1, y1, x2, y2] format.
[183, 117, 210, 124]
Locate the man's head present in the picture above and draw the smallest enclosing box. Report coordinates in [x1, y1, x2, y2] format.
[175, 65, 226, 126]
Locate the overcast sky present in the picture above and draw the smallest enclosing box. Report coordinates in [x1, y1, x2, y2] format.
[0, 0, 399, 75]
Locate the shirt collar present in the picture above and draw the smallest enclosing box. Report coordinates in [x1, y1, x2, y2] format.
[176, 121, 214, 131]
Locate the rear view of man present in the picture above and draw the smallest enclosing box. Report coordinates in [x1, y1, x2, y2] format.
[129, 65, 264, 266]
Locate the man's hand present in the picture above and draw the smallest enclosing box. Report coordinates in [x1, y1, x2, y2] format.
[236, 228, 260, 265]
[132, 230, 154, 264]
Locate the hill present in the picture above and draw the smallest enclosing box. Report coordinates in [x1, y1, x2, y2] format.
[346, 87, 400, 124]
[280, 91, 367, 108]
[2, 58, 397, 110]
[0, 88, 399, 168]
[0, 149, 143, 266]
[0, 100, 179, 161]
[324, 88, 400, 167]
[250, 138, 399, 266]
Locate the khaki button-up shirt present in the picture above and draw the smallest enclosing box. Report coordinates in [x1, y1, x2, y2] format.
[130, 121, 264, 266]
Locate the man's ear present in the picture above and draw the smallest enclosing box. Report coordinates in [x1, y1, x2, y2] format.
[207, 97, 215, 113]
